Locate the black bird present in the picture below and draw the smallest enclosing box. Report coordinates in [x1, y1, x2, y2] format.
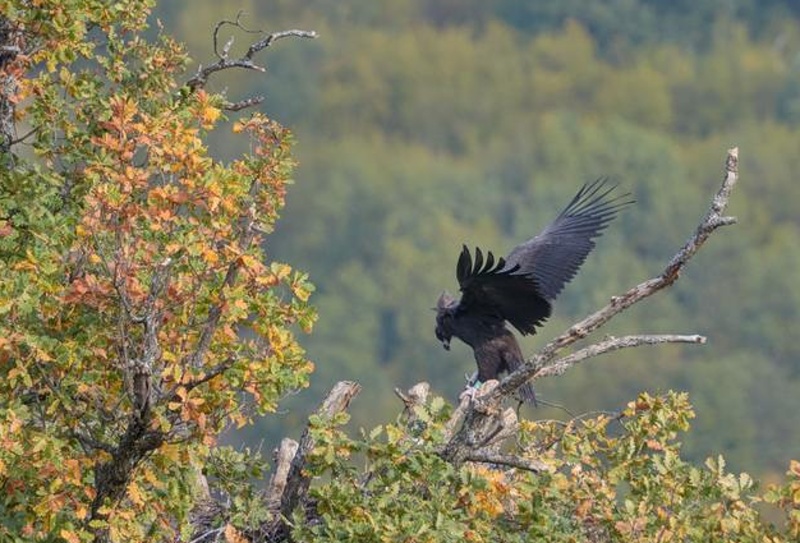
[434, 179, 632, 404]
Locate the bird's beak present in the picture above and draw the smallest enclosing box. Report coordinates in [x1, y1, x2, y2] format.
[442, 338, 450, 351]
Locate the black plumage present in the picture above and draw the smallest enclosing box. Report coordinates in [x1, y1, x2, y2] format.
[434, 179, 632, 404]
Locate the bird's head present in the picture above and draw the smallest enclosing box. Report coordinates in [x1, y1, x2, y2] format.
[434, 291, 457, 351]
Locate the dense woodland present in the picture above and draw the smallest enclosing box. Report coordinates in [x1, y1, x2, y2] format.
[2, 1, 800, 541]
[155, 1, 800, 479]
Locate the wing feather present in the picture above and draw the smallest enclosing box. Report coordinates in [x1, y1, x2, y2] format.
[453, 179, 631, 335]
[505, 178, 632, 301]
[456, 245, 550, 335]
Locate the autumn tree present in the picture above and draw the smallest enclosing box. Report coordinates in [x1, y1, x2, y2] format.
[1, 1, 316, 541]
[2, 2, 800, 543]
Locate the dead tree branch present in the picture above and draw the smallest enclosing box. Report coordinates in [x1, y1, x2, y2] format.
[258, 381, 360, 540]
[280, 381, 360, 517]
[190, 382, 361, 542]
[184, 16, 317, 111]
[441, 147, 740, 464]
[537, 334, 706, 379]
[266, 438, 300, 510]
[500, 147, 738, 399]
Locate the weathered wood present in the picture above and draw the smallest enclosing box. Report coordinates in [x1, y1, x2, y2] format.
[266, 438, 299, 509]
[280, 381, 361, 519]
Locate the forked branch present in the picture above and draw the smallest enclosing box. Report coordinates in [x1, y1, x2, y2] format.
[441, 147, 740, 463]
[185, 14, 318, 111]
[496, 147, 739, 399]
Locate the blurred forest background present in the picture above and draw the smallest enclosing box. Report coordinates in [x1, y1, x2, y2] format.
[154, 1, 800, 482]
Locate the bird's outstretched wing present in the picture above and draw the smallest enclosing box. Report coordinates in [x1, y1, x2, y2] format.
[505, 178, 632, 303]
[455, 178, 631, 335]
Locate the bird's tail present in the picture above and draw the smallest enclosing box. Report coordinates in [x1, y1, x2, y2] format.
[518, 381, 538, 406]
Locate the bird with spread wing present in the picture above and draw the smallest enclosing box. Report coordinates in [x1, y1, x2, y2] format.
[434, 179, 632, 404]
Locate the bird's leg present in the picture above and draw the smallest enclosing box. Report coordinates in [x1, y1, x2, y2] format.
[459, 385, 479, 403]
[459, 371, 482, 402]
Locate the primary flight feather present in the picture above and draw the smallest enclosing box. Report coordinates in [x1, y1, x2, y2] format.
[434, 178, 632, 404]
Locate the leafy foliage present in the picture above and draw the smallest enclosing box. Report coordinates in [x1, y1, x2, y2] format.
[295, 391, 800, 542]
[1, 0, 313, 540]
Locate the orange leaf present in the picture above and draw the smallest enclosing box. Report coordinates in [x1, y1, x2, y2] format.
[224, 523, 248, 543]
[202, 247, 219, 265]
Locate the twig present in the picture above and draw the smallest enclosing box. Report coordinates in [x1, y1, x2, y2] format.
[185, 25, 317, 93]
[224, 96, 264, 112]
[8, 125, 38, 145]
[463, 452, 550, 473]
[212, 11, 261, 60]
[188, 526, 224, 543]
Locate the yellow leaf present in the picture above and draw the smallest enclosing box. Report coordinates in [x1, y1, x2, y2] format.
[240, 254, 259, 270]
[142, 467, 159, 486]
[160, 443, 180, 462]
[35, 347, 54, 362]
[128, 480, 145, 506]
[60, 529, 81, 543]
[202, 105, 221, 127]
[12, 260, 36, 272]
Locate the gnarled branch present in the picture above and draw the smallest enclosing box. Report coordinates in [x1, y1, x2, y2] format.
[441, 147, 740, 464]
[278, 381, 360, 522]
[184, 16, 317, 111]
[501, 147, 738, 400]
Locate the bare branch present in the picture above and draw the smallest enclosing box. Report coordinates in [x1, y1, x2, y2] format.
[212, 11, 261, 60]
[265, 438, 299, 509]
[536, 334, 706, 379]
[394, 382, 430, 412]
[242, 29, 319, 61]
[7, 125, 38, 145]
[185, 18, 317, 103]
[280, 381, 361, 519]
[441, 147, 740, 464]
[224, 96, 264, 112]
[496, 147, 739, 399]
